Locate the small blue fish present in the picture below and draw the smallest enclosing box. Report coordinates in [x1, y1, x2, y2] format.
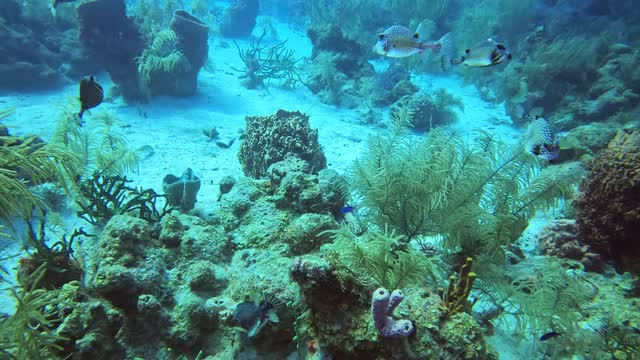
[340, 205, 356, 214]
[539, 331, 562, 341]
[525, 116, 559, 161]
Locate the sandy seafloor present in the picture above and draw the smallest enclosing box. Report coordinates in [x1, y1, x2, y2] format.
[0, 17, 546, 359]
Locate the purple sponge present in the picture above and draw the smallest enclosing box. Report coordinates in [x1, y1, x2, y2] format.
[371, 287, 414, 338]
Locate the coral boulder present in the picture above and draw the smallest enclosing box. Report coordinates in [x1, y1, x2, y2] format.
[576, 129, 640, 273]
[238, 110, 327, 179]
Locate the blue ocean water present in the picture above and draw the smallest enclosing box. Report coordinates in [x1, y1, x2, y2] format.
[1, 0, 639, 359]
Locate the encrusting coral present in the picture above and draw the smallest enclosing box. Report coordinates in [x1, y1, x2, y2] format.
[537, 219, 603, 272]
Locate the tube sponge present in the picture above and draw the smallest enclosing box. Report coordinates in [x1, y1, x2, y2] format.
[371, 287, 414, 338]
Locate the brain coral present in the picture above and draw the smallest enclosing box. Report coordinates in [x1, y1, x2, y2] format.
[576, 129, 640, 273]
[239, 109, 327, 178]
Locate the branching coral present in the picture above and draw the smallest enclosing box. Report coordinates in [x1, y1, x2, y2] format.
[17, 214, 89, 289]
[352, 125, 576, 262]
[232, 31, 304, 89]
[0, 265, 69, 359]
[1, 112, 82, 223]
[474, 258, 591, 339]
[326, 226, 435, 290]
[53, 106, 139, 178]
[76, 173, 172, 225]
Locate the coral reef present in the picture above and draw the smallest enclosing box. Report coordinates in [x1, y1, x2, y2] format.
[220, 0, 259, 38]
[238, 109, 327, 179]
[217, 157, 342, 250]
[53, 109, 140, 178]
[537, 219, 603, 272]
[290, 254, 496, 359]
[576, 129, 640, 273]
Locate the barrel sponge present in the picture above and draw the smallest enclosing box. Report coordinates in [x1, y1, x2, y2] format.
[576, 129, 640, 274]
[238, 109, 327, 179]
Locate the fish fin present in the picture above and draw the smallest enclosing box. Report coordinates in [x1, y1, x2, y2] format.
[49, 1, 58, 16]
[414, 21, 428, 39]
[441, 54, 464, 72]
[435, 32, 456, 59]
[74, 113, 84, 127]
[440, 55, 452, 72]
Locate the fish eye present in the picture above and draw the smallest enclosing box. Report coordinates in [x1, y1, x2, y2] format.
[379, 34, 385, 40]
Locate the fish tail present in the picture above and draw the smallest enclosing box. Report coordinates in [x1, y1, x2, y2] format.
[440, 54, 464, 72]
[435, 32, 456, 57]
[440, 55, 452, 72]
[75, 111, 85, 127]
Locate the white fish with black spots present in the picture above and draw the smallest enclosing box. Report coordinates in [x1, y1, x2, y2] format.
[373, 22, 455, 59]
[524, 116, 559, 161]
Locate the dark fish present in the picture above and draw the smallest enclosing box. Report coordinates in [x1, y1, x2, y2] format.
[233, 301, 261, 330]
[540, 331, 561, 341]
[233, 300, 279, 338]
[78, 76, 103, 119]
